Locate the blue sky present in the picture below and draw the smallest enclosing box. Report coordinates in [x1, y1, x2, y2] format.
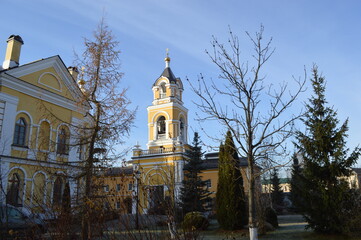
[1, 0, 361, 167]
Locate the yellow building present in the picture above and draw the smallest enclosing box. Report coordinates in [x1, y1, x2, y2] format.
[131, 55, 189, 214]
[200, 152, 251, 199]
[96, 167, 134, 214]
[0, 35, 89, 212]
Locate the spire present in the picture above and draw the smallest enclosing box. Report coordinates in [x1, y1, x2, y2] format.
[165, 48, 170, 68]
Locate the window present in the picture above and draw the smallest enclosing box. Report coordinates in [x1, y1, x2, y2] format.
[116, 201, 121, 209]
[32, 173, 46, 205]
[205, 179, 212, 188]
[128, 183, 133, 191]
[179, 118, 184, 140]
[57, 127, 69, 155]
[38, 121, 50, 151]
[13, 117, 27, 146]
[104, 185, 109, 192]
[160, 83, 166, 98]
[6, 173, 22, 207]
[53, 177, 63, 206]
[157, 116, 166, 136]
[116, 184, 121, 192]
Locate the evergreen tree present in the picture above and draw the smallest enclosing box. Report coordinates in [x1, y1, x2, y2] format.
[294, 66, 361, 234]
[216, 130, 247, 230]
[270, 168, 283, 210]
[290, 153, 304, 212]
[179, 132, 211, 215]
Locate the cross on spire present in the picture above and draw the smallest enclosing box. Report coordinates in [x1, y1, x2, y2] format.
[165, 48, 170, 68]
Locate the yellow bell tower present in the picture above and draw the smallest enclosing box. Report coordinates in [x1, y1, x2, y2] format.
[147, 53, 188, 149]
[131, 53, 189, 214]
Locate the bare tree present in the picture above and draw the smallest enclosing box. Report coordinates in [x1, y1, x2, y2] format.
[74, 18, 136, 240]
[188, 26, 305, 240]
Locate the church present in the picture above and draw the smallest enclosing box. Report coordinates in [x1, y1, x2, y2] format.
[130, 54, 251, 214]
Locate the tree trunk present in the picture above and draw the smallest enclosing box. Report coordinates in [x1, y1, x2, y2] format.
[248, 154, 258, 240]
[81, 102, 100, 240]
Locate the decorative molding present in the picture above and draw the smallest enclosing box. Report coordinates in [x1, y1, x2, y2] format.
[38, 72, 62, 92]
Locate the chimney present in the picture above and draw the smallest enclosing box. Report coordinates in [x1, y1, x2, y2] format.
[2, 35, 24, 69]
[68, 66, 79, 80]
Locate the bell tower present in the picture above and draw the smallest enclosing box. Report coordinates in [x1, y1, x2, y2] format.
[147, 53, 188, 149]
[131, 52, 189, 214]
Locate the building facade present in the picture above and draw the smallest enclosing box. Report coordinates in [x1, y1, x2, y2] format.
[96, 167, 134, 214]
[0, 35, 88, 212]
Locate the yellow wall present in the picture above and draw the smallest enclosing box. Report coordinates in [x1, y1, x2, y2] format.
[96, 173, 134, 213]
[1, 56, 87, 212]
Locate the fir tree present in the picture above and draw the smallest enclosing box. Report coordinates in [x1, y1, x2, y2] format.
[270, 168, 283, 210]
[295, 66, 361, 234]
[290, 153, 304, 212]
[179, 132, 211, 215]
[216, 130, 247, 230]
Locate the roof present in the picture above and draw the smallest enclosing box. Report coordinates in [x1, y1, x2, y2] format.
[102, 166, 133, 176]
[198, 152, 248, 170]
[0, 55, 91, 110]
[154, 67, 177, 86]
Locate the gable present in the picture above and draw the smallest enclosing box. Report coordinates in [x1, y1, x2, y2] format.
[4, 56, 82, 102]
[18, 66, 75, 100]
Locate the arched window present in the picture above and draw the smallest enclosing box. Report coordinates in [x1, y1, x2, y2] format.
[38, 121, 50, 151]
[53, 177, 63, 206]
[179, 118, 184, 140]
[32, 173, 46, 205]
[13, 117, 27, 146]
[157, 116, 166, 136]
[57, 126, 69, 155]
[160, 83, 166, 98]
[6, 173, 22, 207]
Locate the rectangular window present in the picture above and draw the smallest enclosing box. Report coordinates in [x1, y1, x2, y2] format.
[116, 184, 121, 192]
[116, 201, 121, 209]
[128, 183, 133, 191]
[104, 185, 109, 192]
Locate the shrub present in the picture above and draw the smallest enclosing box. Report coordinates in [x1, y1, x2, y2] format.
[182, 212, 209, 231]
[265, 207, 278, 228]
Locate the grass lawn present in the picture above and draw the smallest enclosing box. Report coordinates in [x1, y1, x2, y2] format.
[201, 215, 361, 240]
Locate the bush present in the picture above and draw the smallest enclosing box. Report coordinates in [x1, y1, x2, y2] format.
[265, 207, 278, 228]
[182, 212, 209, 231]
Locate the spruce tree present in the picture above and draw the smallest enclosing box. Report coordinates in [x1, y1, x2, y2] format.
[270, 168, 283, 210]
[290, 153, 303, 212]
[295, 66, 360, 233]
[179, 132, 211, 215]
[216, 130, 247, 230]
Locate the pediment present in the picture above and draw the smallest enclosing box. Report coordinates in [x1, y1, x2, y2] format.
[4, 56, 82, 102]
